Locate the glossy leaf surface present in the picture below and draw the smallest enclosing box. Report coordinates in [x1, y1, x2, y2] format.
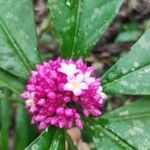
[25, 128, 65, 150]
[83, 97, 150, 149]
[102, 29, 150, 95]
[0, 0, 40, 80]
[0, 68, 25, 95]
[48, 0, 123, 59]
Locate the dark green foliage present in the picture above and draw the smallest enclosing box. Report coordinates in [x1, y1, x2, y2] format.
[0, 0, 150, 149]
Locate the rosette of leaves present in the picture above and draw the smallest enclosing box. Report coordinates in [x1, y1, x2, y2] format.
[0, 0, 150, 149]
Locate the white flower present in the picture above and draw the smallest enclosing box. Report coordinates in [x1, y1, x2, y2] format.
[97, 86, 107, 99]
[64, 74, 88, 96]
[58, 62, 79, 76]
[84, 71, 95, 84]
[25, 92, 34, 107]
[26, 99, 34, 107]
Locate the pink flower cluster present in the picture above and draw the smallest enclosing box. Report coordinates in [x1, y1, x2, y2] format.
[21, 58, 104, 131]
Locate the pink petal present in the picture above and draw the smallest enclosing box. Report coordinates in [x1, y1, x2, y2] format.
[67, 121, 73, 129]
[51, 118, 58, 125]
[31, 118, 36, 124]
[56, 107, 65, 115]
[64, 97, 70, 103]
[47, 92, 56, 99]
[59, 121, 66, 128]
[29, 105, 37, 113]
[57, 67, 64, 73]
[83, 109, 89, 117]
[35, 115, 46, 122]
[27, 85, 35, 91]
[76, 119, 83, 129]
[65, 109, 74, 117]
[39, 122, 47, 130]
[21, 92, 30, 100]
[91, 109, 102, 116]
[37, 99, 45, 105]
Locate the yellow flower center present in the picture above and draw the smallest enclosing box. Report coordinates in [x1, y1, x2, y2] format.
[26, 99, 34, 106]
[72, 81, 80, 89]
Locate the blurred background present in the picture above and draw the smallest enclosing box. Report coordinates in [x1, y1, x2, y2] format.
[0, 0, 150, 149]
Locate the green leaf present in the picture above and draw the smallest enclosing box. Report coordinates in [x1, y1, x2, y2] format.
[48, 0, 123, 59]
[0, 89, 12, 150]
[16, 102, 38, 150]
[121, 22, 140, 31]
[102, 29, 150, 95]
[115, 31, 141, 42]
[0, 68, 25, 95]
[66, 133, 77, 150]
[0, 0, 41, 80]
[83, 97, 150, 149]
[49, 129, 65, 150]
[25, 127, 65, 150]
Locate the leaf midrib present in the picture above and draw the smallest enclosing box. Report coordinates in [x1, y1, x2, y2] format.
[0, 80, 21, 95]
[0, 68, 25, 95]
[88, 119, 136, 149]
[99, 125, 136, 150]
[0, 17, 32, 73]
[71, 0, 82, 59]
[102, 63, 150, 88]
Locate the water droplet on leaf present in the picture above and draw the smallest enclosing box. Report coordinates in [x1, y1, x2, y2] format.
[65, 0, 74, 8]
[66, 0, 71, 7]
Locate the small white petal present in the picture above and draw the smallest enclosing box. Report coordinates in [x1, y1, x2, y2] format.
[30, 105, 36, 113]
[61, 62, 67, 68]
[74, 68, 80, 73]
[76, 74, 84, 82]
[83, 109, 89, 117]
[26, 99, 34, 106]
[68, 64, 76, 69]
[67, 71, 77, 77]
[84, 71, 91, 78]
[67, 76, 74, 81]
[80, 82, 88, 90]
[73, 88, 82, 96]
[101, 92, 107, 99]
[97, 86, 102, 94]
[64, 83, 73, 91]
[86, 77, 95, 84]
